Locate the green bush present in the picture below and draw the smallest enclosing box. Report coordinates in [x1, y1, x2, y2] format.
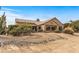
[64, 23, 71, 28]
[9, 28, 17, 36]
[8, 24, 32, 36]
[63, 27, 74, 35]
[66, 20, 79, 32]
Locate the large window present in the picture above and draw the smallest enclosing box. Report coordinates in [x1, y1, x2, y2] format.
[46, 26, 51, 31]
[32, 26, 37, 32]
[51, 25, 57, 30]
[46, 25, 57, 31]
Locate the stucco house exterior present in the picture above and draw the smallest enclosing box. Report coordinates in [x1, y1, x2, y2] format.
[15, 17, 63, 32]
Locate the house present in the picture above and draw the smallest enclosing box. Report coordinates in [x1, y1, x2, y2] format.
[15, 17, 63, 32]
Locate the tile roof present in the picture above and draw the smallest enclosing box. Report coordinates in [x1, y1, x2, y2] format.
[15, 18, 46, 25]
[15, 17, 63, 26]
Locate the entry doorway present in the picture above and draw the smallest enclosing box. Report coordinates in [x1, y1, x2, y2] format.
[46, 25, 57, 31]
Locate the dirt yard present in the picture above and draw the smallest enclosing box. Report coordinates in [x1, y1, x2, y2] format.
[0, 33, 79, 53]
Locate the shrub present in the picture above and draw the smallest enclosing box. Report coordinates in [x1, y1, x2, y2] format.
[64, 23, 71, 28]
[8, 25, 18, 31]
[63, 20, 79, 32]
[63, 27, 74, 35]
[8, 24, 32, 36]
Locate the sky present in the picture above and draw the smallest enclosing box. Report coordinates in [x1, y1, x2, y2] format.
[0, 6, 79, 26]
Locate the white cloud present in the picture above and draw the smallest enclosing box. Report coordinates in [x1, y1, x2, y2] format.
[1, 7, 21, 13]
[0, 7, 48, 26]
[0, 7, 34, 26]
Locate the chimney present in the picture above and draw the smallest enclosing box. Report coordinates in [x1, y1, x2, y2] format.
[36, 18, 40, 21]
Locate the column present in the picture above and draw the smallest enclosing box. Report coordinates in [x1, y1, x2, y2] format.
[56, 26, 59, 30]
[37, 26, 38, 32]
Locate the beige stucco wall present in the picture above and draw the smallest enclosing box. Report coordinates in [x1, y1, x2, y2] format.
[41, 25, 46, 31]
[40, 20, 63, 31]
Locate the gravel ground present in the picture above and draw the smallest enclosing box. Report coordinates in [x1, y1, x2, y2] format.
[0, 33, 79, 53]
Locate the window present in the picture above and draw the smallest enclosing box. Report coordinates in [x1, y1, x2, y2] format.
[46, 26, 51, 31]
[46, 25, 57, 31]
[39, 27, 41, 29]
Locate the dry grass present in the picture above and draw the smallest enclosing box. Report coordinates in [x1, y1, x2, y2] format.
[0, 33, 79, 53]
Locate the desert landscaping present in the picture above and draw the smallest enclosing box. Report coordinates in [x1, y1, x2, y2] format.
[0, 32, 79, 53]
[1, 7, 79, 53]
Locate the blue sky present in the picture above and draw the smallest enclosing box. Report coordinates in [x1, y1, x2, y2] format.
[0, 6, 79, 26]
